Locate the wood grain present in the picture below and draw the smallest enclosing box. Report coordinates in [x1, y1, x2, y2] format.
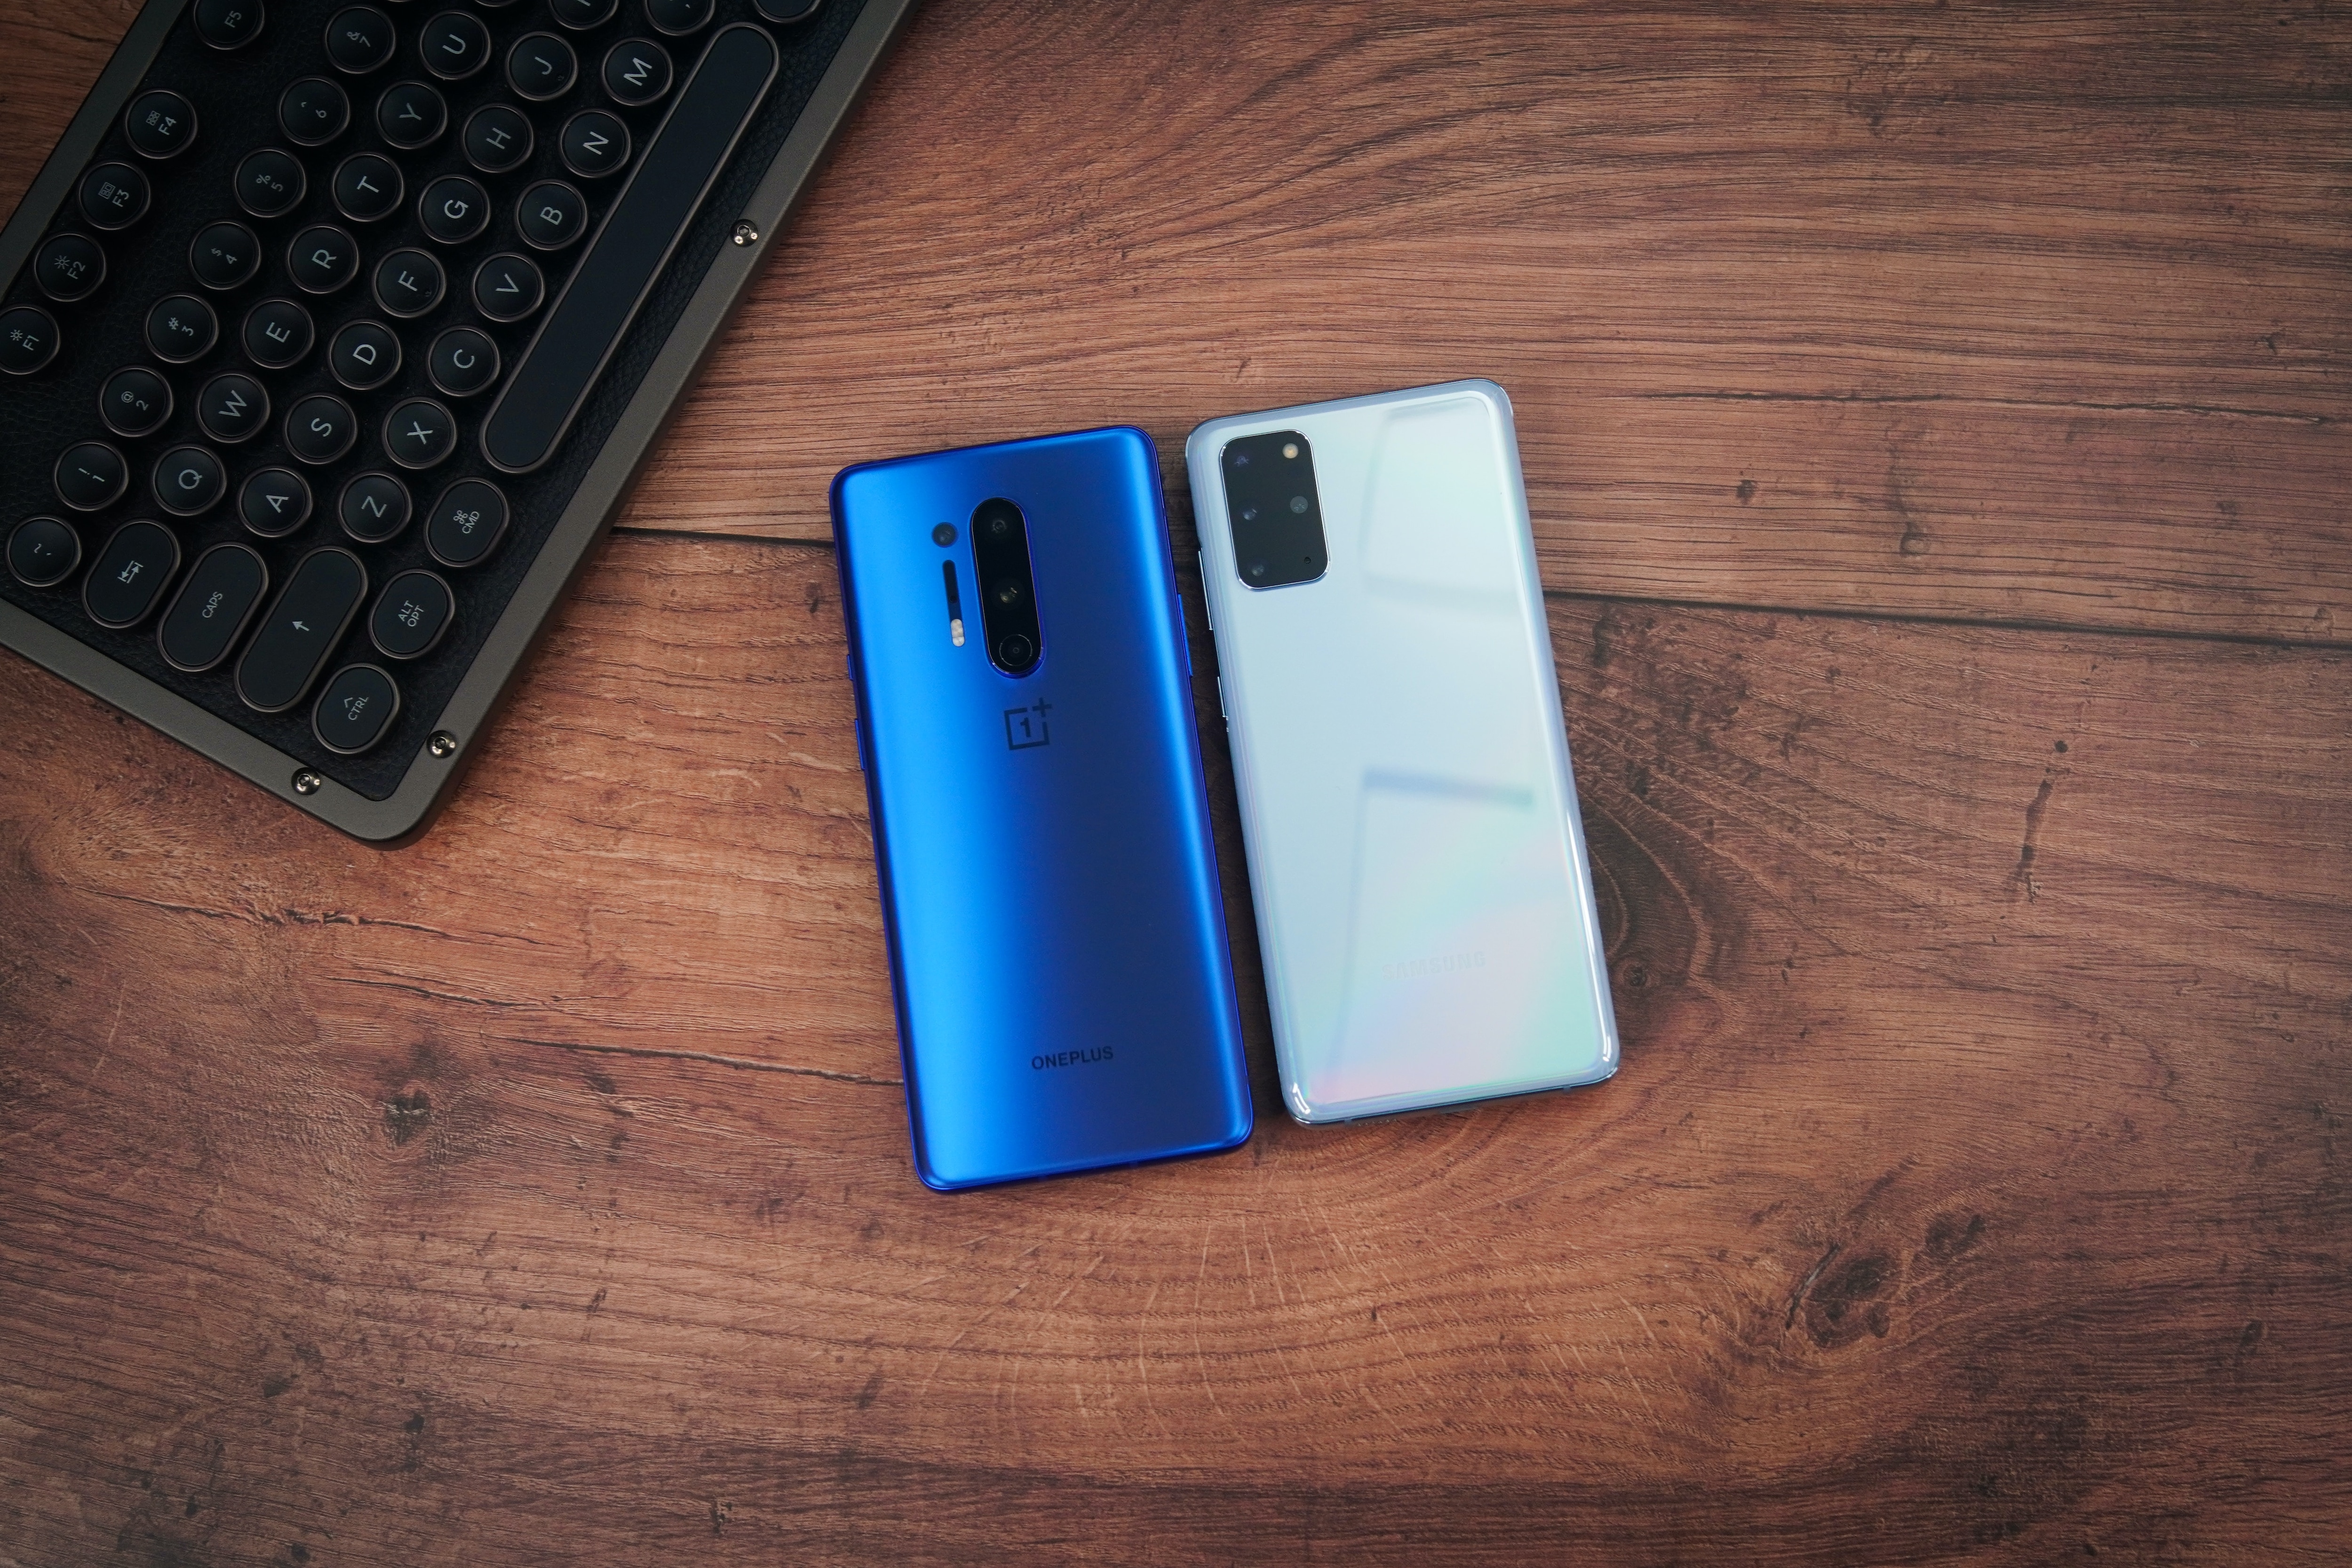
[3, 529, 2346, 1562]
[634, 0, 2352, 643]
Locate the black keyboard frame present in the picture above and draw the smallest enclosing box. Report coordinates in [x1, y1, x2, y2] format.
[0, 0, 914, 843]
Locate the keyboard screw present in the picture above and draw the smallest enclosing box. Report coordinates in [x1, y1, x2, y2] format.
[731, 219, 760, 247]
[292, 769, 323, 795]
[429, 731, 459, 758]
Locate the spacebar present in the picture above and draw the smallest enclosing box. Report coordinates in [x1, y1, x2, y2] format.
[480, 24, 779, 474]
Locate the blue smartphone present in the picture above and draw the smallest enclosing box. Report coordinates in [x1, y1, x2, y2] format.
[832, 427, 1254, 1190]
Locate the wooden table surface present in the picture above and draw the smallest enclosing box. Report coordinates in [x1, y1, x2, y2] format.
[4, 1, 2348, 1562]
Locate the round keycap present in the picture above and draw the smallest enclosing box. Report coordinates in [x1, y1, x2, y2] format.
[427, 326, 501, 397]
[193, 0, 267, 49]
[286, 394, 360, 464]
[752, 0, 823, 22]
[55, 441, 129, 511]
[139, 295, 214, 365]
[332, 154, 405, 223]
[550, 0, 617, 27]
[471, 251, 544, 321]
[461, 104, 535, 176]
[288, 224, 362, 293]
[324, 6, 397, 73]
[369, 568, 453, 659]
[601, 38, 671, 106]
[35, 234, 106, 303]
[2, 304, 62, 376]
[420, 10, 492, 79]
[644, 0, 711, 35]
[158, 542, 270, 672]
[280, 77, 351, 145]
[313, 663, 401, 755]
[373, 248, 446, 317]
[419, 175, 492, 244]
[383, 398, 458, 469]
[85, 521, 182, 629]
[328, 318, 404, 390]
[425, 477, 508, 566]
[124, 91, 199, 159]
[197, 373, 271, 444]
[376, 80, 448, 149]
[338, 470, 412, 542]
[153, 445, 228, 515]
[98, 366, 175, 438]
[240, 466, 314, 537]
[189, 221, 263, 290]
[558, 110, 630, 178]
[9, 517, 81, 588]
[508, 32, 578, 100]
[242, 298, 315, 369]
[79, 163, 151, 231]
[515, 181, 587, 250]
[234, 148, 308, 218]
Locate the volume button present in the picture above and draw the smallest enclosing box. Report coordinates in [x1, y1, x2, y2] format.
[1197, 552, 1212, 631]
[1216, 676, 1227, 720]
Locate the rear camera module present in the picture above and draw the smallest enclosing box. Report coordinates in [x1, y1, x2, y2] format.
[969, 496, 1042, 675]
[1221, 430, 1326, 589]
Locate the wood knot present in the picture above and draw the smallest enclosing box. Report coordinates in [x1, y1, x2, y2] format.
[385, 1087, 433, 1146]
[1801, 1248, 1897, 1349]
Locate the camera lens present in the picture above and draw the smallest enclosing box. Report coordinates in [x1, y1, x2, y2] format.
[988, 515, 1010, 538]
[998, 633, 1034, 667]
[932, 523, 956, 547]
[1290, 495, 1309, 514]
[995, 580, 1022, 605]
[1241, 505, 1258, 522]
[1233, 451, 1251, 468]
[1247, 561, 1267, 579]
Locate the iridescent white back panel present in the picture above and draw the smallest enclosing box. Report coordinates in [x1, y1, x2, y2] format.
[1187, 382, 1619, 1122]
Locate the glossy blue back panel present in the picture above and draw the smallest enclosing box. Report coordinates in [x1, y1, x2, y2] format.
[832, 427, 1253, 1190]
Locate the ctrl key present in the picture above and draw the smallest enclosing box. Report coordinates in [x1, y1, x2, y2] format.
[313, 663, 400, 755]
[83, 519, 182, 629]
[8, 516, 82, 588]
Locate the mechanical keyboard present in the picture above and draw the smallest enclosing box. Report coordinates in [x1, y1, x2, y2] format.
[0, 0, 913, 840]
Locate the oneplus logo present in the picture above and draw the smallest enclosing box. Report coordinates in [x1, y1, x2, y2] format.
[1004, 699, 1051, 750]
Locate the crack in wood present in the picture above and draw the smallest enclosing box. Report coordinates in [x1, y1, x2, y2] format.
[508, 1035, 902, 1087]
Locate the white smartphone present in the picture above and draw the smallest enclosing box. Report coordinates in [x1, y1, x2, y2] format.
[1185, 380, 1619, 1123]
